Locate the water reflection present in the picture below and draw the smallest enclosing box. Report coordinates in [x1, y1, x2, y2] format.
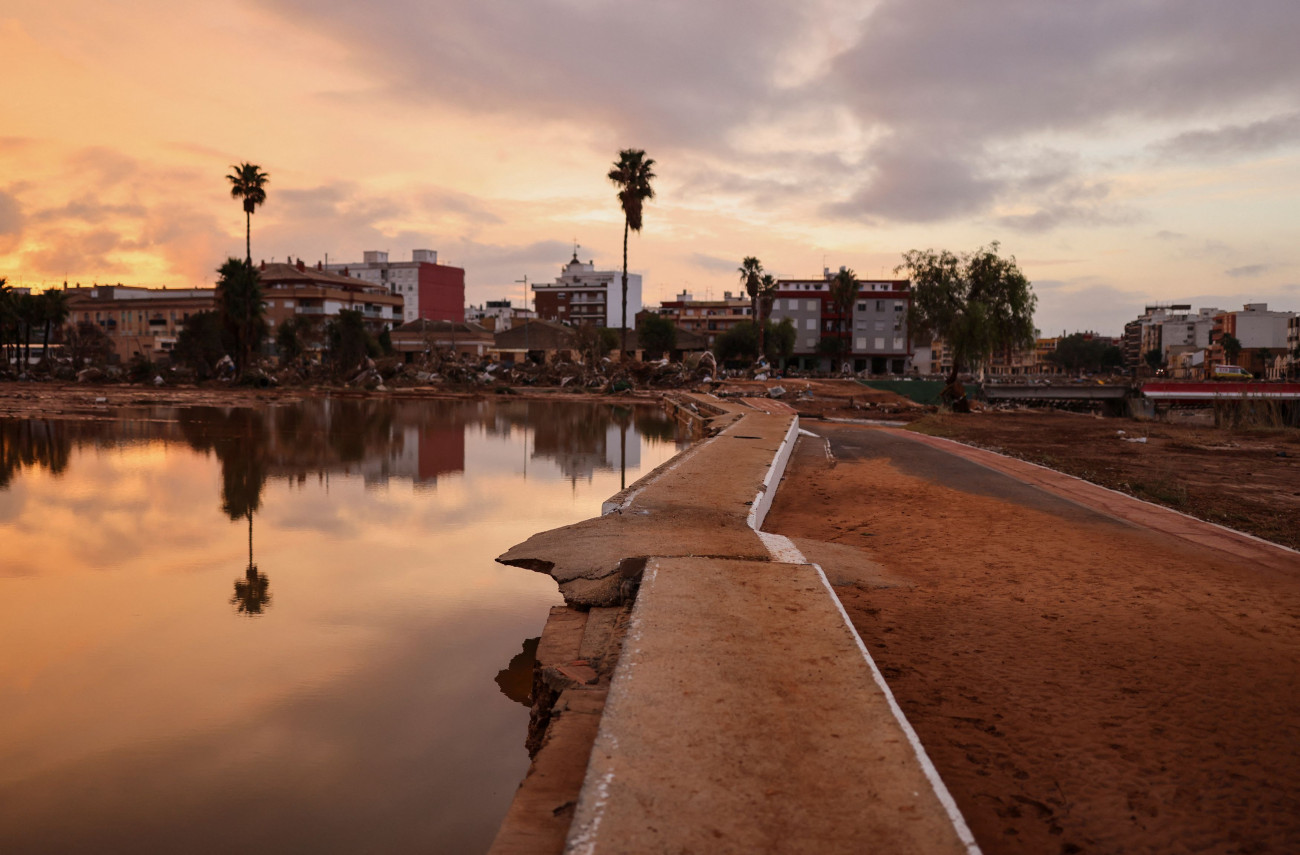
[0, 397, 687, 853]
[494, 636, 540, 707]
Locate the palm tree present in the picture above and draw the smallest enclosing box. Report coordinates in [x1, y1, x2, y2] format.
[39, 289, 69, 369]
[607, 149, 655, 357]
[739, 256, 763, 358]
[758, 273, 777, 360]
[829, 267, 860, 373]
[226, 162, 269, 265]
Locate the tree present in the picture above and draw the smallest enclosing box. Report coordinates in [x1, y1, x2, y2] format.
[608, 149, 655, 358]
[715, 321, 759, 364]
[828, 267, 860, 372]
[637, 313, 677, 359]
[65, 320, 112, 367]
[175, 311, 227, 379]
[227, 162, 269, 265]
[39, 289, 69, 368]
[1143, 348, 1164, 372]
[1221, 333, 1242, 364]
[575, 324, 618, 364]
[276, 315, 307, 363]
[215, 258, 267, 379]
[1051, 333, 1117, 374]
[766, 317, 796, 366]
[899, 243, 1036, 398]
[738, 257, 764, 357]
[326, 308, 372, 375]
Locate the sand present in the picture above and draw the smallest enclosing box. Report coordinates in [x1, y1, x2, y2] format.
[765, 424, 1300, 854]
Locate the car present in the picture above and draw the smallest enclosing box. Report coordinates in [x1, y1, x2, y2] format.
[1210, 364, 1253, 380]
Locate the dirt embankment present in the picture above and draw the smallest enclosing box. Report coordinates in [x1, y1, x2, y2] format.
[909, 410, 1300, 551]
[765, 425, 1300, 854]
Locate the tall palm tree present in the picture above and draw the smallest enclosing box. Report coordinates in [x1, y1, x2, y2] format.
[829, 267, 860, 373]
[758, 273, 777, 360]
[607, 149, 655, 357]
[226, 162, 269, 265]
[738, 256, 764, 360]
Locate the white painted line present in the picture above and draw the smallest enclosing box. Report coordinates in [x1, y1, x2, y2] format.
[810, 562, 983, 855]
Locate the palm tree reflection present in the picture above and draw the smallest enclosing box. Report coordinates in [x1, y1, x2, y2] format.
[231, 508, 271, 615]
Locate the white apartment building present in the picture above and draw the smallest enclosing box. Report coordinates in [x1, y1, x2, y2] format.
[532, 253, 642, 329]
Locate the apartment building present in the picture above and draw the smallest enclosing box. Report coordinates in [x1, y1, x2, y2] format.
[768, 269, 911, 373]
[259, 261, 403, 335]
[65, 285, 216, 362]
[655, 290, 751, 348]
[531, 252, 642, 329]
[325, 249, 464, 323]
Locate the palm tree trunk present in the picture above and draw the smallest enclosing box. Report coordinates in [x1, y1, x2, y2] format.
[756, 297, 765, 363]
[245, 209, 252, 266]
[620, 217, 629, 358]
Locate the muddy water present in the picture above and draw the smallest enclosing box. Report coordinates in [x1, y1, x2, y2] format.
[0, 397, 687, 854]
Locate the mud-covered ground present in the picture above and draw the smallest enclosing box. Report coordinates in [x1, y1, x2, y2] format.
[766, 425, 1300, 854]
[907, 409, 1300, 551]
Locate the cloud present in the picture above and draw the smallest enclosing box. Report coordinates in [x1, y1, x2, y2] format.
[688, 253, 741, 273]
[1154, 112, 1300, 160]
[825, 137, 1000, 222]
[0, 193, 22, 242]
[1225, 264, 1273, 278]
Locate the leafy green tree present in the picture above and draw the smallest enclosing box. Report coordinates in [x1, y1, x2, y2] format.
[327, 308, 372, 375]
[377, 326, 393, 356]
[637, 313, 677, 359]
[215, 258, 267, 378]
[575, 324, 618, 364]
[226, 162, 269, 265]
[608, 149, 655, 357]
[1143, 348, 1164, 372]
[899, 243, 1036, 388]
[0, 279, 13, 365]
[175, 311, 227, 379]
[1051, 333, 1118, 374]
[828, 268, 860, 372]
[1221, 333, 1242, 364]
[275, 315, 307, 363]
[715, 321, 759, 364]
[766, 317, 796, 365]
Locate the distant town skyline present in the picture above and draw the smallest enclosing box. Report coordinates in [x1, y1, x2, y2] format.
[3, 0, 1298, 337]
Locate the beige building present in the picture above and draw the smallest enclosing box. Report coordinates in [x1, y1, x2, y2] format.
[65, 285, 216, 363]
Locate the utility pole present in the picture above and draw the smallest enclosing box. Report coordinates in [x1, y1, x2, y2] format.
[515, 276, 530, 364]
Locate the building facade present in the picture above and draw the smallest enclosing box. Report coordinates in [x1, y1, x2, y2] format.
[326, 249, 464, 324]
[768, 270, 911, 373]
[65, 285, 216, 362]
[466, 299, 536, 332]
[531, 253, 642, 329]
[259, 261, 403, 337]
[654, 290, 752, 349]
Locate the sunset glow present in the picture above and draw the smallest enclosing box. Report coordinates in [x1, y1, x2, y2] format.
[3, 0, 1298, 334]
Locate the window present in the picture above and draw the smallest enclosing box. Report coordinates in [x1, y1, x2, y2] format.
[856, 302, 866, 312]
[807, 300, 817, 311]
[876, 300, 884, 310]
[805, 319, 815, 330]
[875, 337, 885, 349]
[875, 321, 885, 331]
[855, 337, 866, 350]
[894, 301, 905, 311]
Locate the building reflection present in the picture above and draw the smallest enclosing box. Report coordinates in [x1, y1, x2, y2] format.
[0, 399, 686, 617]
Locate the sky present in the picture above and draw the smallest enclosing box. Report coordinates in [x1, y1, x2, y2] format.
[2, 0, 1299, 337]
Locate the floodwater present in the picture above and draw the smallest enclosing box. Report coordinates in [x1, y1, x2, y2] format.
[0, 397, 688, 854]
